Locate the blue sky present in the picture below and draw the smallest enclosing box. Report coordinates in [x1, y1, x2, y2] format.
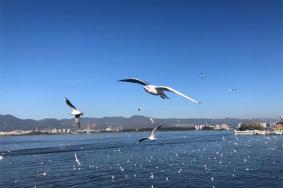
[0, 0, 282, 119]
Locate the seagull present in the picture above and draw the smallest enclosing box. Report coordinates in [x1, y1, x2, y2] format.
[75, 153, 81, 166]
[201, 72, 205, 79]
[38, 171, 47, 176]
[149, 118, 155, 124]
[118, 78, 201, 103]
[228, 88, 237, 93]
[138, 107, 143, 112]
[65, 97, 83, 128]
[139, 125, 162, 143]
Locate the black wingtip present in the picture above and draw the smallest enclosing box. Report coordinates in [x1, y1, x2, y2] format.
[117, 79, 126, 82]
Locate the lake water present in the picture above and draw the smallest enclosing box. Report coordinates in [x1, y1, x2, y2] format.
[0, 131, 282, 188]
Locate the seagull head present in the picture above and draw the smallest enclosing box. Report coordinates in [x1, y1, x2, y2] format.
[144, 85, 150, 92]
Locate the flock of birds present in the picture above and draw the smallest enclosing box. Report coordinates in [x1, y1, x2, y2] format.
[65, 76, 238, 143]
[4, 76, 283, 188]
[1, 131, 282, 188]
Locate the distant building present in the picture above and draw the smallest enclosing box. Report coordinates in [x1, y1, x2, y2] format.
[51, 129, 58, 133]
[214, 124, 229, 130]
[259, 123, 267, 128]
[195, 124, 228, 130]
[238, 123, 269, 129]
[195, 124, 205, 130]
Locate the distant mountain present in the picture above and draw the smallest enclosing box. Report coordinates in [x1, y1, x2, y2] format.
[0, 114, 277, 131]
[0, 114, 39, 131]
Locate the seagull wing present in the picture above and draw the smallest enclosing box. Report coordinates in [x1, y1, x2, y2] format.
[75, 153, 81, 166]
[65, 97, 77, 110]
[156, 86, 201, 104]
[118, 78, 150, 86]
[151, 125, 162, 137]
[228, 88, 237, 92]
[139, 137, 149, 143]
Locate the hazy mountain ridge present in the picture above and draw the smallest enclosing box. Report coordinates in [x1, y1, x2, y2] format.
[0, 114, 277, 131]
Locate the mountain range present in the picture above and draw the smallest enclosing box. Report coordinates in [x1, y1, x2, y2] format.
[0, 114, 277, 131]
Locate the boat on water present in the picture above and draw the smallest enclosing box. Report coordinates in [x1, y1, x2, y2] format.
[274, 131, 283, 135]
[234, 130, 274, 135]
[234, 130, 255, 135]
[273, 120, 283, 135]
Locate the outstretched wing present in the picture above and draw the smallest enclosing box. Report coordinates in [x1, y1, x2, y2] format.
[139, 137, 149, 143]
[65, 97, 77, 109]
[118, 78, 150, 86]
[75, 153, 81, 166]
[151, 125, 162, 137]
[156, 86, 201, 104]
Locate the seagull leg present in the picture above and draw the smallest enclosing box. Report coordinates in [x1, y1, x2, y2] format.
[160, 95, 166, 99]
[160, 93, 169, 99]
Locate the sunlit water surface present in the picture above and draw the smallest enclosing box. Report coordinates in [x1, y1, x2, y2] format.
[0, 131, 282, 188]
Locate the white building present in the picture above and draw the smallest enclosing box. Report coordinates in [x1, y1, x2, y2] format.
[259, 123, 267, 128]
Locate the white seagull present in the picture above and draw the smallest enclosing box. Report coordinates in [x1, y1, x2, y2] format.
[201, 72, 205, 79]
[149, 118, 155, 124]
[228, 88, 237, 93]
[137, 107, 143, 112]
[139, 125, 162, 143]
[118, 78, 201, 104]
[65, 97, 83, 128]
[75, 153, 81, 166]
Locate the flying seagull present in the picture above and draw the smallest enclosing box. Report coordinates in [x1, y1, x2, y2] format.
[138, 107, 143, 112]
[149, 118, 155, 124]
[65, 97, 83, 128]
[228, 88, 237, 93]
[75, 153, 81, 166]
[201, 72, 205, 79]
[118, 78, 201, 104]
[139, 125, 162, 143]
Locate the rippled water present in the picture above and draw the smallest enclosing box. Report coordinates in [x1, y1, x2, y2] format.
[0, 131, 282, 188]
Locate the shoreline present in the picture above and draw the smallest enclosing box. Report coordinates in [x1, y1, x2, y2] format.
[0, 128, 231, 136]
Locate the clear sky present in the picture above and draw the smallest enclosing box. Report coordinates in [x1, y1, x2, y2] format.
[0, 0, 282, 120]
